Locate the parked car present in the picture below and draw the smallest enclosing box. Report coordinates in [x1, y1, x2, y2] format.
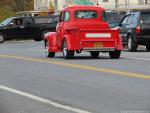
[119, 11, 150, 51]
[44, 6, 123, 59]
[0, 15, 59, 43]
[105, 11, 123, 28]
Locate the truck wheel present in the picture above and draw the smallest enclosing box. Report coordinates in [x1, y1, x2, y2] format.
[90, 52, 99, 58]
[109, 50, 121, 59]
[146, 44, 150, 51]
[34, 38, 42, 41]
[45, 41, 55, 57]
[127, 35, 138, 52]
[62, 40, 74, 59]
[0, 33, 4, 43]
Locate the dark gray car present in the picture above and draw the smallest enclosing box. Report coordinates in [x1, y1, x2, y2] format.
[0, 15, 59, 43]
[119, 11, 150, 51]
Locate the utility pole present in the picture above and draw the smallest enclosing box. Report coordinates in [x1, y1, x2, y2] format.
[115, 0, 119, 13]
[127, 0, 130, 13]
[124, 0, 130, 13]
[54, 0, 58, 14]
[145, 0, 148, 4]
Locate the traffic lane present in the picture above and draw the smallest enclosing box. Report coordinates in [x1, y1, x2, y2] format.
[1, 40, 150, 59]
[0, 40, 45, 58]
[0, 50, 150, 76]
[122, 45, 150, 59]
[1, 53, 150, 79]
[0, 90, 72, 113]
[0, 57, 150, 113]
[51, 54, 150, 76]
[1, 41, 150, 76]
[122, 50, 150, 59]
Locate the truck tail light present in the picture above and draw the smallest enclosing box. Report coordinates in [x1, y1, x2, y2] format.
[136, 26, 141, 34]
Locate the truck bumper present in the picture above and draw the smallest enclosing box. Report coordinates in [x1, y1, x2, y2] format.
[82, 47, 115, 52]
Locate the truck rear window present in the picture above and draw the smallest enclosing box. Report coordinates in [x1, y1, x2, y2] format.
[75, 11, 97, 19]
[141, 13, 150, 23]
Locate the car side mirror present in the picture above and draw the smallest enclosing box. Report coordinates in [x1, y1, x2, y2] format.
[9, 22, 14, 27]
[10, 22, 14, 25]
[119, 23, 126, 28]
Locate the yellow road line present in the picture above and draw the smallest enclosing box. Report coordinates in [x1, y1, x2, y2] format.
[0, 54, 150, 80]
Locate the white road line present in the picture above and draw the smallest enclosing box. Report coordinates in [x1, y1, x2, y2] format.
[123, 56, 150, 61]
[0, 85, 91, 113]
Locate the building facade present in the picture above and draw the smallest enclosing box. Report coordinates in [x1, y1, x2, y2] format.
[34, 0, 64, 11]
[34, 0, 150, 13]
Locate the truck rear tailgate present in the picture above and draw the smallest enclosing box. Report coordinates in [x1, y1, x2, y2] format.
[78, 29, 120, 51]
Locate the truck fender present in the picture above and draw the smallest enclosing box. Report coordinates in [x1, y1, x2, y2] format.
[117, 29, 123, 50]
[112, 28, 123, 50]
[45, 32, 57, 49]
[63, 35, 78, 50]
[116, 35, 123, 50]
[44, 32, 56, 41]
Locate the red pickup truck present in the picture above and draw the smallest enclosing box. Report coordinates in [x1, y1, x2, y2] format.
[44, 6, 123, 59]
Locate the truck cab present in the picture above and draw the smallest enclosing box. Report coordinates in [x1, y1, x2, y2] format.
[0, 15, 59, 43]
[44, 6, 123, 59]
[0, 17, 28, 42]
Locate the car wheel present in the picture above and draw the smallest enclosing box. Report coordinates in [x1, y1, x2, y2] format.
[45, 41, 55, 57]
[62, 40, 74, 59]
[0, 33, 4, 43]
[109, 50, 121, 59]
[146, 44, 150, 51]
[127, 35, 138, 52]
[90, 52, 99, 58]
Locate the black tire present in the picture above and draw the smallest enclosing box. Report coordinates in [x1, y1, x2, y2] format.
[127, 35, 138, 52]
[62, 40, 74, 59]
[146, 44, 150, 51]
[109, 50, 121, 59]
[90, 52, 99, 58]
[34, 38, 42, 41]
[0, 33, 4, 43]
[45, 41, 55, 57]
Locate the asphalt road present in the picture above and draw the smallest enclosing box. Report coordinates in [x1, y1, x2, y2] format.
[0, 40, 150, 113]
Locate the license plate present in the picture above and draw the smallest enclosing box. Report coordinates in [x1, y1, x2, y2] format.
[94, 42, 103, 48]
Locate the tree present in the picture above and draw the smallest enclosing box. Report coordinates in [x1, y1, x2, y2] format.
[12, 0, 25, 11]
[11, 0, 34, 12]
[0, 0, 12, 5]
[49, 1, 54, 13]
[25, 0, 34, 10]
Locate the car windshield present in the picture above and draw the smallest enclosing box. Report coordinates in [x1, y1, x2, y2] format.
[0, 18, 13, 26]
[141, 13, 150, 24]
[75, 11, 97, 19]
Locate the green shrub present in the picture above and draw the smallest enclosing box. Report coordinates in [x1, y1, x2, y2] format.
[0, 5, 14, 23]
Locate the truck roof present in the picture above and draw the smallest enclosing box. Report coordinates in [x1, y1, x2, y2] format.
[63, 5, 104, 12]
